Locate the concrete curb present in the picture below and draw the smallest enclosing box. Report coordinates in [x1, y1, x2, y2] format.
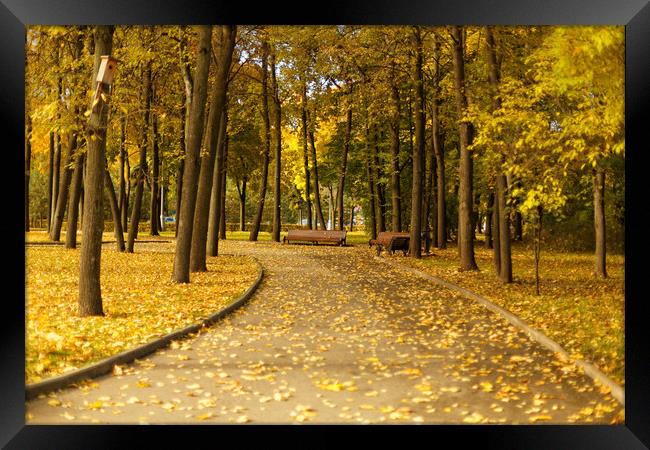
[374, 255, 625, 406]
[25, 256, 264, 400]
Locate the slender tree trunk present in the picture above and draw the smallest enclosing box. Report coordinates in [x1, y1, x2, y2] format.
[485, 191, 494, 248]
[47, 132, 54, 232]
[409, 27, 425, 258]
[534, 206, 543, 295]
[365, 122, 377, 240]
[486, 26, 511, 281]
[309, 128, 327, 230]
[493, 188, 501, 275]
[207, 108, 228, 256]
[270, 49, 282, 242]
[176, 27, 193, 237]
[349, 205, 355, 231]
[219, 136, 227, 240]
[451, 25, 478, 270]
[79, 25, 114, 317]
[432, 36, 446, 249]
[250, 40, 271, 242]
[104, 166, 125, 251]
[301, 80, 312, 230]
[497, 174, 512, 282]
[25, 115, 32, 232]
[172, 25, 212, 283]
[118, 117, 128, 232]
[389, 72, 402, 232]
[237, 178, 247, 231]
[513, 211, 523, 241]
[336, 107, 352, 231]
[191, 25, 236, 268]
[373, 129, 386, 233]
[594, 167, 607, 277]
[50, 133, 77, 241]
[126, 62, 152, 252]
[65, 151, 85, 249]
[424, 134, 436, 253]
[150, 113, 160, 236]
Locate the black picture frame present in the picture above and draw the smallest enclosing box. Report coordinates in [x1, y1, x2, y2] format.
[2, 1, 648, 448]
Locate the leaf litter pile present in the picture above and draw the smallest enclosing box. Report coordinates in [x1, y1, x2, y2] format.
[25, 242, 259, 383]
[393, 242, 624, 386]
[26, 241, 622, 424]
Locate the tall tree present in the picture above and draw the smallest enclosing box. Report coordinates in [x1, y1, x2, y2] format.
[25, 115, 32, 231]
[64, 149, 85, 248]
[300, 78, 312, 229]
[126, 60, 152, 252]
[207, 108, 228, 256]
[336, 107, 352, 231]
[150, 111, 160, 236]
[388, 66, 402, 232]
[78, 25, 114, 316]
[172, 25, 212, 283]
[431, 35, 446, 249]
[270, 47, 282, 242]
[409, 27, 425, 258]
[309, 126, 328, 230]
[451, 26, 478, 270]
[191, 24, 236, 268]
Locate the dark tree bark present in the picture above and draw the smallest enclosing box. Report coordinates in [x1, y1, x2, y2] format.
[389, 69, 402, 232]
[373, 129, 387, 234]
[513, 211, 523, 241]
[236, 178, 247, 231]
[424, 134, 436, 253]
[432, 35, 446, 249]
[451, 25, 478, 270]
[191, 25, 236, 268]
[175, 26, 193, 237]
[365, 120, 377, 240]
[118, 117, 128, 232]
[25, 115, 32, 232]
[485, 191, 494, 248]
[309, 128, 328, 230]
[594, 167, 607, 277]
[207, 108, 228, 256]
[172, 25, 212, 283]
[104, 165, 125, 251]
[50, 133, 77, 241]
[486, 26, 511, 281]
[250, 40, 272, 242]
[336, 107, 352, 231]
[301, 80, 312, 229]
[409, 27, 425, 258]
[493, 188, 501, 275]
[79, 25, 114, 317]
[47, 132, 54, 232]
[219, 135, 228, 240]
[65, 150, 85, 249]
[270, 49, 282, 242]
[126, 62, 152, 252]
[150, 113, 160, 236]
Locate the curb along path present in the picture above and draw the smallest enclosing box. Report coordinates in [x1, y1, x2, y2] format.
[25, 256, 264, 400]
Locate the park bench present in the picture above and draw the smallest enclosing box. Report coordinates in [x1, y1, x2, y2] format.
[369, 231, 411, 256]
[283, 229, 347, 246]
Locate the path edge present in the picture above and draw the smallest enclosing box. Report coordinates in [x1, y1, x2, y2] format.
[374, 255, 625, 406]
[25, 256, 264, 401]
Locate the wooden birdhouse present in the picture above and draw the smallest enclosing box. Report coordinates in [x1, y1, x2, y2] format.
[96, 55, 118, 85]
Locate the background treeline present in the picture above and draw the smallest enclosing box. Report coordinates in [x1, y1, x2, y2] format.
[25, 25, 624, 312]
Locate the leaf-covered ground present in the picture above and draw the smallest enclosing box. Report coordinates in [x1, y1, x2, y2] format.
[25, 241, 259, 383]
[393, 242, 624, 386]
[26, 241, 622, 424]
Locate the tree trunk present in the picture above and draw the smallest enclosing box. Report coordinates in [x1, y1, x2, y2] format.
[365, 123, 377, 240]
[389, 72, 402, 233]
[250, 40, 271, 242]
[301, 81, 312, 230]
[496, 173, 512, 282]
[432, 36, 446, 249]
[219, 136, 228, 240]
[65, 151, 85, 249]
[270, 49, 282, 241]
[486, 26, 511, 281]
[451, 25, 478, 270]
[126, 62, 152, 253]
[104, 166, 125, 251]
[191, 25, 236, 268]
[172, 25, 212, 283]
[594, 167, 607, 277]
[150, 113, 160, 236]
[237, 178, 247, 231]
[207, 108, 228, 256]
[493, 188, 501, 275]
[409, 27, 425, 258]
[485, 191, 494, 248]
[50, 132, 77, 241]
[373, 129, 386, 234]
[118, 117, 128, 232]
[25, 115, 32, 232]
[47, 132, 54, 232]
[309, 128, 328, 230]
[424, 132, 436, 253]
[79, 25, 114, 317]
[334, 106, 351, 231]
[513, 211, 523, 241]
[534, 206, 543, 295]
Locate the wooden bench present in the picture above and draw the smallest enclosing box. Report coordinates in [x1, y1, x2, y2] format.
[283, 229, 347, 246]
[369, 232, 410, 256]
